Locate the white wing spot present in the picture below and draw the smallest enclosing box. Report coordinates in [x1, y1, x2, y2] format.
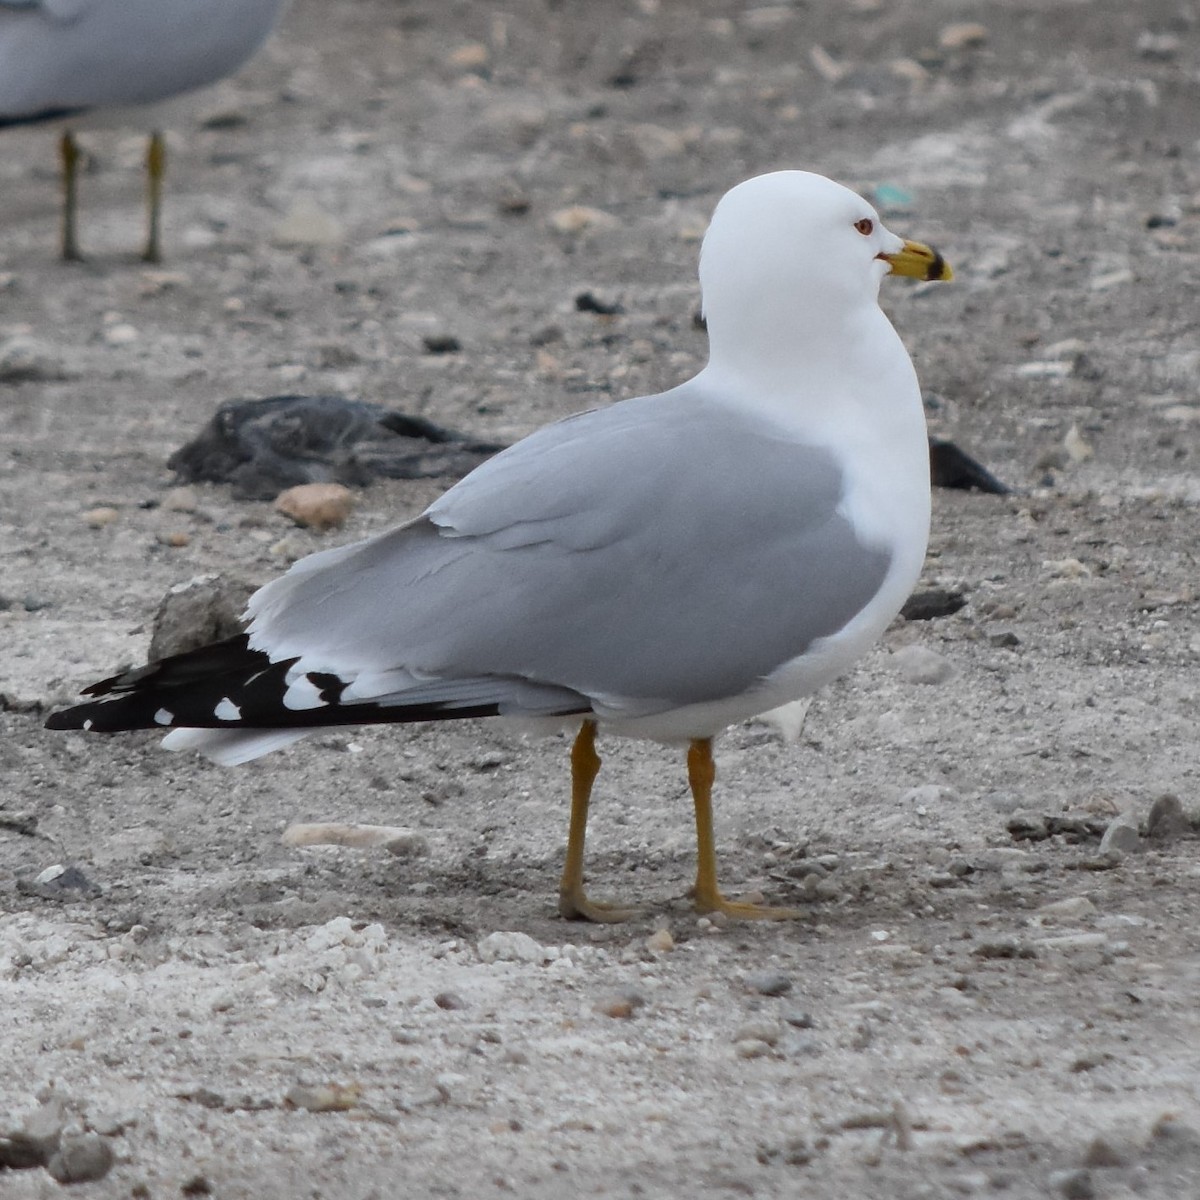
[82, 719, 93, 731]
[154, 708, 174, 726]
[214, 698, 242, 722]
[283, 674, 328, 711]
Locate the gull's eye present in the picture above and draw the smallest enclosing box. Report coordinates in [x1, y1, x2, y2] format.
[854, 217, 874, 236]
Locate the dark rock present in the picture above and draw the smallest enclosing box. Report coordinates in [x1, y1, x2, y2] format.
[167, 394, 505, 501]
[902, 588, 966, 621]
[16, 864, 102, 901]
[149, 574, 257, 663]
[574, 291, 624, 316]
[422, 333, 462, 354]
[929, 437, 1011, 493]
[1145, 793, 1189, 841]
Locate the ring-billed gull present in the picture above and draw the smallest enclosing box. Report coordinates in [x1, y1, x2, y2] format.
[0, 0, 285, 261]
[47, 170, 953, 921]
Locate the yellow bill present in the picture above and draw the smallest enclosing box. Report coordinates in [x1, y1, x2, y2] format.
[880, 239, 953, 282]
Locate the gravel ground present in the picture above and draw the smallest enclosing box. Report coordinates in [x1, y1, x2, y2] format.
[2, 1, 1200, 1196]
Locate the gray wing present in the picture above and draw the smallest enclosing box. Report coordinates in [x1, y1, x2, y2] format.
[0, 0, 282, 118]
[247, 383, 891, 717]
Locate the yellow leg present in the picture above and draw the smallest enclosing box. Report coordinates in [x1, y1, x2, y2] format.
[142, 130, 166, 263]
[689, 738, 800, 920]
[59, 130, 83, 261]
[558, 720, 638, 922]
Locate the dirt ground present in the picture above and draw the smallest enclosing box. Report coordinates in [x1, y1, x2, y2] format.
[2, 0, 1200, 1196]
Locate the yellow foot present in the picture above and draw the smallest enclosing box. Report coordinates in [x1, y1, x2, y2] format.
[558, 888, 640, 923]
[693, 889, 801, 921]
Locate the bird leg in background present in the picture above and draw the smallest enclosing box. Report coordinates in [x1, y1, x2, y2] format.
[59, 130, 83, 261]
[558, 720, 639, 922]
[689, 738, 799, 919]
[142, 130, 166, 263]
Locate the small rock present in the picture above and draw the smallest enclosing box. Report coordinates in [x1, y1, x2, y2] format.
[1136, 31, 1180, 60]
[1064, 424, 1093, 464]
[160, 531, 191, 548]
[782, 1008, 815, 1028]
[434, 991, 467, 1011]
[46, 1134, 115, 1184]
[646, 928, 674, 953]
[938, 22, 988, 49]
[1082, 1134, 1128, 1168]
[283, 1082, 362, 1112]
[103, 323, 139, 346]
[0, 335, 72, 382]
[1038, 896, 1096, 921]
[733, 1021, 783, 1047]
[891, 644, 954, 685]
[422, 333, 461, 354]
[149, 573, 256, 661]
[181, 1176, 213, 1196]
[477, 930, 547, 964]
[275, 482, 354, 531]
[272, 198, 344, 248]
[594, 994, 641, 1019]
[162, 486, 199, 513]
[901, 783, 960, 810]
[549, 205, 619, 235]
[17, 863, 102, 900]
[574, 290, 623, 316]
[1099, 813, 1141, 857]
[735, 1038, 773, 1059]
[745, 970, 792, 997]
[1049, 1167, 1094, 1199]
[1145, 793, 1188, 841]
[901, 588, 966, 621]
[83, 506, 120, 528]
[448, 42, 489, 69]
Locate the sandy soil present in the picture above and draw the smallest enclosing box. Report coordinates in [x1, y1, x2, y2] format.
[2, 1, 1200, 1196]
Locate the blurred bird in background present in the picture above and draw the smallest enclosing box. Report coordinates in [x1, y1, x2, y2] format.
[0, 0, 285, 261]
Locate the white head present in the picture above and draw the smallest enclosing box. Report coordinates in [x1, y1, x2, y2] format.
[697, 171, 949, 381]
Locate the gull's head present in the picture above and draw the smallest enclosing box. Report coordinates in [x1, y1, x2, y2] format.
[698, 171, 951, 375]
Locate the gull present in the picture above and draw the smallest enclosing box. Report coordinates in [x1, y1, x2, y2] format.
[0, 0, 285, 261]
[47, 170, 953, 921]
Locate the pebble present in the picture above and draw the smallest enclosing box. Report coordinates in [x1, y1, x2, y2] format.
[938, 22, 988, 49]
[745, 970, 792, 997]
[1098, 813, 1141, 857]
[733, 1020, 783, 1047]
[891, 644, 955, 684]
[735, 1038, 773, 1059]
[422, 333, 461, 354]
[594, 994, 641, 1019]
[901, 783, 959, 810]
[1082, 1135, 1127, 1167]
[84, 506, 120, 528]
[272, 198, 344, 248]
[283, 1082, 362, 1112]
[434, 991, 467, 1011]
[1145, 793, 1188, 841]
[645, 928, 674, 953]
[0, 334, 73, 382]
[448, 42, 489, 69]
[46, 1133, 115, 1184]
[782, 1008, 815, 1028]
[281, 822, 429, 858]
[1038, 896, 1096, 920]
[162, 486, 199, 513]
[103, 322, 139, 346]
[1136, 32, 1180, 60]
[477, 930, 547, 964]
[549, 205, 619, 235]
[275, 482, 354, 531]
[1048, 1168, 1094, 1199]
